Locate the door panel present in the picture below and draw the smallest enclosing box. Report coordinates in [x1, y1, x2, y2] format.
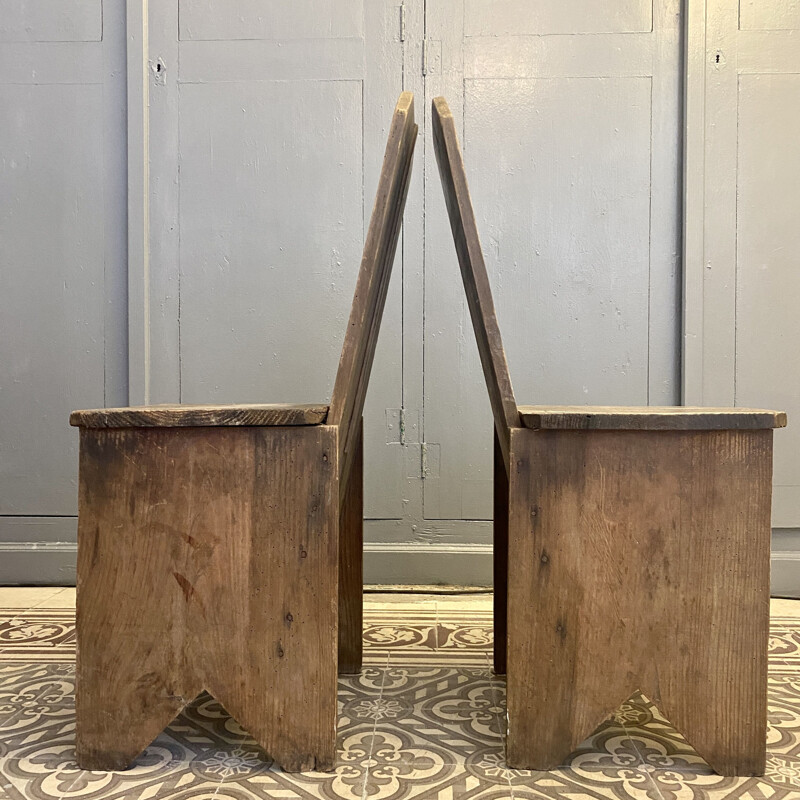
[735, 75, 800, 525]
[178, 80, 363, 405]
[739, 0, 800, 30]
[684, 0, 800, 530]
[0, 84, 104, 515]
[0, 0, 126, 529]
[423, 0, 682, 520]
[463, 0, 653, 36]
[468, 77, 653, 405]
[0, 0, 102, 42]
[143, 1, 407, 519]
[178, 0, 364, 40]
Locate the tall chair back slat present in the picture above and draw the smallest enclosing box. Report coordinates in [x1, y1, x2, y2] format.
[431, 96, 520, 465]
[329, 93, 417, 486]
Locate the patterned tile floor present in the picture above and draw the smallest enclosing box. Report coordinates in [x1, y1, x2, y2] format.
[0, 588, 799, 799]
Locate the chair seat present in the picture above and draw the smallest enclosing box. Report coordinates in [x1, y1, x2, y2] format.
[70, 403, 328, 429]
[517, 405, 786, 431]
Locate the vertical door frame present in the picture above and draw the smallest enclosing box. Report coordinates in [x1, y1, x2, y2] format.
[127, 0, 149, 405]
[682, 0, 739, 407]
[681, 0, 707, 405]
[685, 0, 800, 597]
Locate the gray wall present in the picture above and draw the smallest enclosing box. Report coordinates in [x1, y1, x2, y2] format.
[0, 0, 127, 584]
[683, 0, 800, 596]
[1, 0, 798, 595]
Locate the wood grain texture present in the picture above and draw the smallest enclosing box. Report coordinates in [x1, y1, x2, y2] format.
[431, 93, 780, 777]
[73, 92, 419, 771]
[338, 418, 363, 674]
[506, 426, 773, 775]
[70, 403, 328, 428]
[518, 405, 787, 431]
[493, 427, 508, 676]
[431, 96, 521, 466]
[329, 92, 417, 486]
[76, 425, 339, 772]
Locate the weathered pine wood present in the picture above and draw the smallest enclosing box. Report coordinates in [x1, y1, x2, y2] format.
[70, 403, 328, 428]
[76, 426, 339, 772]
[493, 428, 508, 676]
[506, 427, 773, 775]
[72, 93, 418, 772]
[431, 96, 520, 466]
[432, 95, 785, 776]
[518, 405, 787, 431]
[338, 418, 363, 674]
[329, 93, 417, 487]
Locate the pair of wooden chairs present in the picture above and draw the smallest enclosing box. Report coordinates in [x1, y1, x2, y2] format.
[70, 92, 784, 776]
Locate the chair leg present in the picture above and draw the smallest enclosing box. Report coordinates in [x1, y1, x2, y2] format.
[76, 425, 339, 772]
[505, 426, 771, 775]
[338, 417, 364, 674]
[655, 646, 768, 776]
[493, 428, 508, 676]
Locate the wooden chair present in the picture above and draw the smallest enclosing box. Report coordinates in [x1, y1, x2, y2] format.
[431, 96, 786, 777]
[69, 92, 416, 773]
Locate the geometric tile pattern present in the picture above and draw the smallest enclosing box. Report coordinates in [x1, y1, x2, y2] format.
[1, 595, 799, 799]
[0, 610, 75, 663]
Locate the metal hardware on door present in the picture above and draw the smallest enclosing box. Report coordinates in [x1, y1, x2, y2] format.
[421, 442, 441, 479]
[422, 39, 441, 76]
[149, 58, 166, 86]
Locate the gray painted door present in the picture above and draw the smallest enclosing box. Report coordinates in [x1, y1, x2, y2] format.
[3, 0, 797, 589]
[138, 1, 410, 521]
[0, 0, 127, 582]
[421, 0, 683, 524]
[684, 0, 800, 595]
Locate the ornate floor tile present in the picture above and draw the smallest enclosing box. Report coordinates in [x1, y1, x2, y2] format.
[582, 691, 800, 799]
[365, 606, 493, 668]
[0, 612, 76, 663]
[340, 669, 391, 729]
[372, 668, 505, 766]
[1, 748, 225, 800]
[769, 622, 800, 674]
[361, 760, 511, 800]
[0, 686, 255, 800]
[509, 766, 663, 800]
[363, 611, 440, 667]
[766, 675, 800, 757]
[0, 597, 799, 799]
[215, 725, 376, 800]
[435, 619, 493, 657]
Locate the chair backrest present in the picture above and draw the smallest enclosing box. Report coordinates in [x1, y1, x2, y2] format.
[329, 92, 417, 484]
[431, 96, 520, 464]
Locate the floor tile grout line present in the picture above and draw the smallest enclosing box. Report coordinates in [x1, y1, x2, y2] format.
[617, 714, 669, 800]
[56, 772, 82, 800]
[30, 588, 68, 609]
[209, 763, 227, 800]
[434, 598, 440, 650]
[485, 649, 515, 799]
[54, 756, 95, 800]
[0, 588, 66, 614]
[360, 648, 391, 800]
